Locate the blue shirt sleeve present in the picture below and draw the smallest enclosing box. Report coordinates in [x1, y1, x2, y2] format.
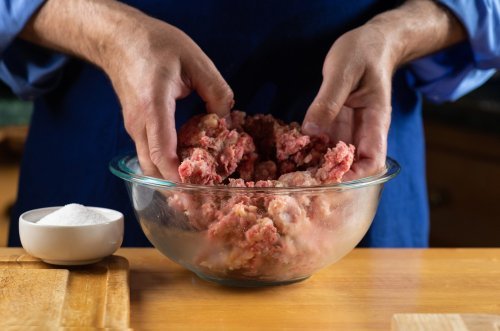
[0, 0, 68, 100]
[408, 0, 500, 103]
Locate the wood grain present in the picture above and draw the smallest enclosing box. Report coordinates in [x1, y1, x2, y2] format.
[0, 269, 68, 328]
[0, 163, 19, 247]
[0, 254, 130, 329]
[392, 314, 500, 331]
[3, 248, 500, 330]
[123, 248, 500, 331]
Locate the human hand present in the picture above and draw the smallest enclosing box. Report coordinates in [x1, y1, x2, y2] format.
[20, 0, 234, 181]
[302, 25, 394, 180]
[104, 17, 234, 180]
[302, 0, 466, 180]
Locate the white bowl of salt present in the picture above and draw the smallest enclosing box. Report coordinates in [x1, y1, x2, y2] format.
[19, 203, 124, 265]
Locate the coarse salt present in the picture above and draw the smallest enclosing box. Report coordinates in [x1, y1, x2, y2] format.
[37, 203, 111, 226]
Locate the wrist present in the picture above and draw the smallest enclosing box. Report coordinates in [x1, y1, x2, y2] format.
[98, 7, 178, 80]
[365, 0, 466, 67]
[363, 14, 408, 68]
[20, 0, 149, 74]
[85, 3, 149, 74]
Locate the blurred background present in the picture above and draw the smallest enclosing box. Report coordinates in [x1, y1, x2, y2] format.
[0, 74, 499, 247]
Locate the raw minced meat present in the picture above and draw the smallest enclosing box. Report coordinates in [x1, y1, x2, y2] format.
[178, 111, 354, 185]
[170, 111, 357, 280]
[178, 113, 256, 184]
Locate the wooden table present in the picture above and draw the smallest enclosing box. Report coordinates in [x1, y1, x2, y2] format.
[2, 248, 500, 330]
[0, 163, 19, 246]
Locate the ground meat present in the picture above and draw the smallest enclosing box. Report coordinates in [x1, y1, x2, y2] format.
[275, 124, 311, 161]
[178, 113, 256, 184]
[315, 142, 356, 184]
[241, 113, 277, 160]
[172, 111, 357, 280]
[178, 148, 221, 185]
[178, 111, 354, 184]
[278, 170, 319, 187]
[254, 160, 278, 181]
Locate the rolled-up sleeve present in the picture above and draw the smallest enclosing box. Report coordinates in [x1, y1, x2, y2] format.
[408, 0, 500, 103]
[0, 0, 68, 100]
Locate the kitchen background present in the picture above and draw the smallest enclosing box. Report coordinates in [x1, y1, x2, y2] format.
[1, 75, 499, 248]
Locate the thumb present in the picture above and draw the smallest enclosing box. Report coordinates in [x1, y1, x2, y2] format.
[189, 57, 234, 118]
[302, 73, 353, 137]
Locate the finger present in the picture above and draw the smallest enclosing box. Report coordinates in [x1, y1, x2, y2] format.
[188, 57, 234, 117]
[329, 105, 354, 144]
[123, 108, 162, 178]
[145, 86, 181, 182]
[135, 130, 162, 178]
[302, 71, 354, 137]
[348, 104, 391, 180]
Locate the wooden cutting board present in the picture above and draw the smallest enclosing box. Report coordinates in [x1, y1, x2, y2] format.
[0, 254, 131, 329]
[392, 314, 500, 331]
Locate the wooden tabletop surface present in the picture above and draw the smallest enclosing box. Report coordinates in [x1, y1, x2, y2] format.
[2, 248, 499, 330]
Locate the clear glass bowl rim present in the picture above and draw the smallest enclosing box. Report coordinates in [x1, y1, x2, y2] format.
[109, 154, 400, 193]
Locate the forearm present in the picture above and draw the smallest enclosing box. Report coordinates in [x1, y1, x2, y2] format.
[367, 0, 467, 66]
[19, 0, 143, 72]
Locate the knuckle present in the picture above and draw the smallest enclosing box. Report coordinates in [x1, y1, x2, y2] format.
[149, 145, 164, 166]
[314, 99, 341, 118]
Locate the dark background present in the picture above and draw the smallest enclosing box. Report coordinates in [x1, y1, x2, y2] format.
[423, 73, 500, 247]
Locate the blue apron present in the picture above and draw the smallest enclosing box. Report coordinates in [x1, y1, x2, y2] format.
[9, 0, 428, 247]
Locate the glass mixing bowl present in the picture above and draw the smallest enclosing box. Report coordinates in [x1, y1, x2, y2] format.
[110, 155, 399, 286]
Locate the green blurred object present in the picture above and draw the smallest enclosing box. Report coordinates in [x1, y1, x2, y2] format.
[0, 99, 33, 127]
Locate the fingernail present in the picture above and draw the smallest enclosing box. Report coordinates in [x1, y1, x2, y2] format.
[302, 122, 320, 135]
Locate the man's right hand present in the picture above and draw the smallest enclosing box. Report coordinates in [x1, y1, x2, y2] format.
[21, 0, 234, 181]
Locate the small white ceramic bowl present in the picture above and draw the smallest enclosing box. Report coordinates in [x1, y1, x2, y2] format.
[19, 206, 124, 265]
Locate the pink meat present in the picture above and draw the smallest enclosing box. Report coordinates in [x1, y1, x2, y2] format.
[229, 110, 247, 131]
[173, 111, 357, 279]
[178, 148, 221, 185]
[275, 124, 311, 161]
[278, 171, 319, 187]
[254, 160, 278, 181]
[178, 111, 352, 184]
[178, 113, 256, 184]
[315, 142, 355, 183]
